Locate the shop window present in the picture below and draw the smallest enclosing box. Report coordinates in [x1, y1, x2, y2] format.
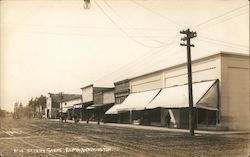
[197, 109, 207, 125]
[148, 108, 161, 122]
[207, 110, 216, 125]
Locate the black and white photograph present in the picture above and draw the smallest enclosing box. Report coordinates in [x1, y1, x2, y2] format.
[0, 0, 249, 156]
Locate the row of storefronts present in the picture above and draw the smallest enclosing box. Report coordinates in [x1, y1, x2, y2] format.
[45, 52, 249, 131]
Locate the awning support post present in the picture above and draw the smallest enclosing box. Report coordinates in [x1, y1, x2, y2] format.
[86, 107, 88, 123]
[130, 110, 133, 124]
[97, 108, 100, 125]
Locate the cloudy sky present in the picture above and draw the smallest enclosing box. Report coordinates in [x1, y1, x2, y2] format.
[0, 0, 249, 112]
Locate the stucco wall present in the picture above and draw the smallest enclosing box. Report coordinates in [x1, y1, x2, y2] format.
[130, 56, 221, 92]
[62, 98, 82, 108]
[220, 54, 249, 130]
[164, 57, 221, 87]
[130, 72, 162, 93]
[82, 86, 93, 103]
[103, 90, 115, 104]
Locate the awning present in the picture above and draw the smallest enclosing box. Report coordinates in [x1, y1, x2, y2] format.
[112, 89, 160, 112]
[74, 104, 83, 109]
[146, 80, 217, 110]
[63, 106, 74, 109]
[87, 106, 95, 110]
[87, 103, 114, 110]
[105, 104, 122, 114]
[61, 107, 68, 113]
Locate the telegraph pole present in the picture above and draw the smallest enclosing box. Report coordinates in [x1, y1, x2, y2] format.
[180, 29, 197, 136]
[60, 92, 63, 122]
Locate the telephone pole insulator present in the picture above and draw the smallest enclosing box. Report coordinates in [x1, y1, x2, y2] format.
[180, 28, 197, 136]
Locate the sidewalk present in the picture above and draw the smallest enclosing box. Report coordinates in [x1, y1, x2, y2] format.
[48, 119, 250, 135]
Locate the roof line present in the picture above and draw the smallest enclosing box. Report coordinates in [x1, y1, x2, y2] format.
[127, 51, 249, 81]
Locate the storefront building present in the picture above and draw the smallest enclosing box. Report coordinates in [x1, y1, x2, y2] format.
[105, 79, 130, 123]
[60, 95, 82, 120]
[105, 52, 249, 131]
[81, 84, 114, 123]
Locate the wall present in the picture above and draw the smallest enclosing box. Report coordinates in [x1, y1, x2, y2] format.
[114, 80, 130, 104]
[164, 57, 221, 87]
[62, 98, 82, 108]
[130, 72, 162, 93]
[103, 90, 115, 104]
[82, 86, 93, 103]
[220, 54, 249, 130]
[94, 91, 103, 104]
[46, 97, 52, 118]
[130, 57, 221, 93]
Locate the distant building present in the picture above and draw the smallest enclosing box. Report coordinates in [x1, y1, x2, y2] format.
[60, 94, 82, 120]
[105, 79, 130, 123]
[45, 93, 82, 119]
[81, 84, 114, 123]
[105, 52, 249, 131]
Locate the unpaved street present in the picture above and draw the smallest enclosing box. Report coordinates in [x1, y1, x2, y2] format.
[0, 116, 249, 157]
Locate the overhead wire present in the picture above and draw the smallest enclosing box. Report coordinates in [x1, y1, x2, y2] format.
[197, 36, 249, 49]
[93, 35, 180, 85]
[198, 11, 248, 31]
[191, 4, 248, 30]
[130, 0, 184, 28]
[194, 38, 249, 53]
[89, 1, 249, 86]
[103, 0, 165, 44]
[94, 41, 182, 86]
[4, 29, 178, 38]
[93, 0, 163, 48]
[1, 23, 178, 31]
[124, 42, 182, 80]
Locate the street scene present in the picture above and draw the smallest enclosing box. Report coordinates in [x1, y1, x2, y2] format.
[0, 116, 249, 157]
[0, 0, 249, 157]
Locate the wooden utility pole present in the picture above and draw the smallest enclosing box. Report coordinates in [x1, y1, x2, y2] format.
[180, 29, 197, 136]
[60, 92, 63, 122]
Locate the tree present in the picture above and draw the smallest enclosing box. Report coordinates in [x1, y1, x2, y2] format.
[0, 109, 6, 118]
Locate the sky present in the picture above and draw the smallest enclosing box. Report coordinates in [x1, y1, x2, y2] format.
[0, 0, 249, 112]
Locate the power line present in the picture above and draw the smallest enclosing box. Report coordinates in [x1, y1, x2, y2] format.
[195, 38, 249, 52]
[191, 4, 248, 29]
[93, 47, 168, 85]
[103, 0, 164, 44]
[93, 0, 163, 48]
[93, 36, 180, 84]
[196, 11, 248, 31]
[197, 36, 249, 49]
[130, 0, 184, 28]
[93, 40, 181, 86]
[5, 29, 176, 38]
[1, 23, 178, 31]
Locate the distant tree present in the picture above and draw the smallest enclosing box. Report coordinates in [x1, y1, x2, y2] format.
[0, 109, 6, 118]
[13, 102, 22, 119]
[28, 98, 34, 107]
[13, 95, 47, 119]
[23, 105, 33, 118]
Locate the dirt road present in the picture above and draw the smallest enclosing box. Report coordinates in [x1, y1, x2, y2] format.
[0, 116, 249, 157]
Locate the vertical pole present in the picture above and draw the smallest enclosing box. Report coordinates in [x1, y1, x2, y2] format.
[186, 30, 195, 136]
[81, 104, 84, 121]
[60, 92, 63, 123]
[86, 106, 88, 123]
[180, 29, 197, 136]
[130, 110, 133, 124]
[97, 108, 100, 125]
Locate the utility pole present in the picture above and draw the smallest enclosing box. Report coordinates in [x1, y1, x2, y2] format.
[60, 92, 63, 122]
[180, 28, 197, 136]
